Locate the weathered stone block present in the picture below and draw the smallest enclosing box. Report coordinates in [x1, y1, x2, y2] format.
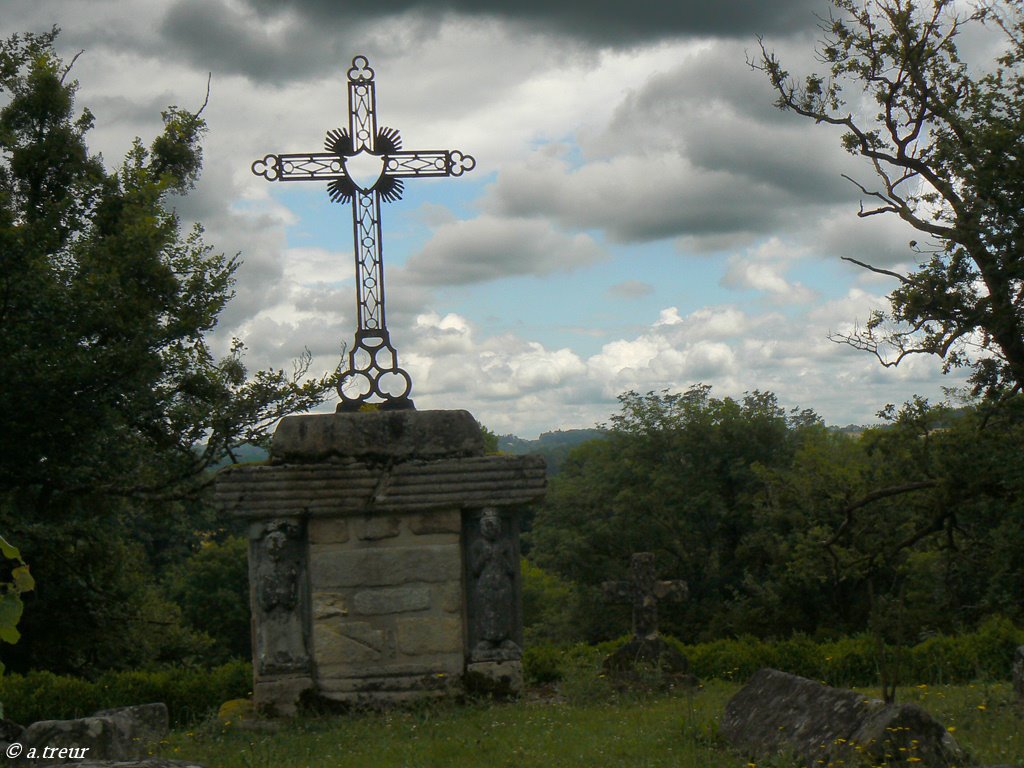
[272, 410, 485, 463]
[396, 617, 462, 655]
[0, 716, 23, 760]
[464, 660, 522, 698]
[312, 591, 348, 621]
[315, 688, 450, 707]
[436, 581, 462, 613]
[409, 510, 462, 535]
[722, 668, 966, 768]
[354, 515, 401, 541]
[308, 518, 349, 545]
[90, 704, 168, 747]
[352, 586, 431, 615]
[316, 620, 394, 665]
[18, 703, 169, 766]
[310, 544, 460, 587]
[317, 658, 460, 682]
[852, 701, 967, 767]
[253, 675, 314, 718]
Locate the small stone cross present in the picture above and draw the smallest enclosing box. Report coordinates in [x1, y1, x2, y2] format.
[603, 552, 687, 640]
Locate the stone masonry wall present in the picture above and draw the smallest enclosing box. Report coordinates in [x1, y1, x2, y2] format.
[309, 508, 465, 704]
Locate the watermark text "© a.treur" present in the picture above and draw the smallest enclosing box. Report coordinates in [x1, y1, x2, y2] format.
[6, 742, 90, 760]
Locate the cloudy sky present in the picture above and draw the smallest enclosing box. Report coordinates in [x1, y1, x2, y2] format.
[6, 0, 985, 437]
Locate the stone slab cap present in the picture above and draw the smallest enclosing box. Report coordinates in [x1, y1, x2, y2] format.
[216, 454, 546, 517]
[272, 410, 485, 463]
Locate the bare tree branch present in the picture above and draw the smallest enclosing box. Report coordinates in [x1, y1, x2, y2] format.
[59, 49, 84, 84]
[822, 479, 940, 550]
[841, 256, 913, 283]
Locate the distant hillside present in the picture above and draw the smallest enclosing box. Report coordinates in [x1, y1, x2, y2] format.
[209, 443, 269, 469]
[212, 422, 884, 475]
[497, 428, 606, 476]
[205, 429, 606, 475]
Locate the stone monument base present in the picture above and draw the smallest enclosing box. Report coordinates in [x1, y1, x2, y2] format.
[215, 409, 544, 715]
[603, 635, 690, 675]
[464, 660, 523, 698]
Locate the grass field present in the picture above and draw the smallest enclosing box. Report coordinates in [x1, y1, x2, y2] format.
[157, 676, 1024, 768]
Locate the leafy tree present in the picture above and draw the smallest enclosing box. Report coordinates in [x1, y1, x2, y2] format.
[166, 536, 251, 663]
[520, 558, 583, 646]
[0, 28, 332, 503]
[755, 0, 1024, 399]
[750, 395, 1024, 700]
[0, 29, 333, 674]
[754, 395, 1024, 634]
[0, 536, 33, 666]
[0, 535, 32, 716]
[528, 384, 1024, 653]
[2, 514, 214, 676]
[528, 385, 814, 642]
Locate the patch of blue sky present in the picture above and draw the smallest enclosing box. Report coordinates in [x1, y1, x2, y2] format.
[431, 240, 736, 357]
[271, 174, 489, 267]
[801, 256, 862, 300]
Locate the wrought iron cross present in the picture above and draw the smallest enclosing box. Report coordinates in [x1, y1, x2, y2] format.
[252, 55, 475, 410]
[603, 552, 688, 640]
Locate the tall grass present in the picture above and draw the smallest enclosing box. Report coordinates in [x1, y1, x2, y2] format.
[157, 676, 1024, 768]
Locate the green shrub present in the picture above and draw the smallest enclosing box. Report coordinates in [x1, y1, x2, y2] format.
[688, 637, 768, 682]
[523, 645, 566, 684]
[521, 559, 584, 645]
[686, 622, 1023, 687]
[0, 661, 251, 727]
[909, 633, 975, 684]
[905, 616, 1024, 684]
[819, 634, 877, 687]
[768, 635, 819, 679]
[165, 536, 251, 663]
[0, 671, 100, 722]
[969, 615, 1024, 679]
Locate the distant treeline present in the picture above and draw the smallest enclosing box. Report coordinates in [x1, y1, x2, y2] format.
[524, 386, 1024, 647]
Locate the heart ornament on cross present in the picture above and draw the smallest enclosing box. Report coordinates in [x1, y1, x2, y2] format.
[343, 150, 386, 192]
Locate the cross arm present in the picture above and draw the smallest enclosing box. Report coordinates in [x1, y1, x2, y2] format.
[251, 152, 348, 182]
[384, 150, 476, 178]
[652, 580, 688, 603]
[602, 580, 632, 603]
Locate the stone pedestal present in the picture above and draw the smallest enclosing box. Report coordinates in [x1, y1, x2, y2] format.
[215, 410, 544, 714]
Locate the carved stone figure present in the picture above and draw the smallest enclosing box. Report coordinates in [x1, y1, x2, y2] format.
[252, 519, 309, 675]
[256, 527, 299, 613]
[469, 509, 520, 660]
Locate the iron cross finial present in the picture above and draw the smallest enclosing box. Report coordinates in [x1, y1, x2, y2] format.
[252, 55, 476, 410]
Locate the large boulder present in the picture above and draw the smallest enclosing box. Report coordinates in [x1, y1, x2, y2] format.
[0, 717, 25, 761]
[721, 668, 967, 767]
[16, 703, 170, 766]
[850, 701, 967, 767]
